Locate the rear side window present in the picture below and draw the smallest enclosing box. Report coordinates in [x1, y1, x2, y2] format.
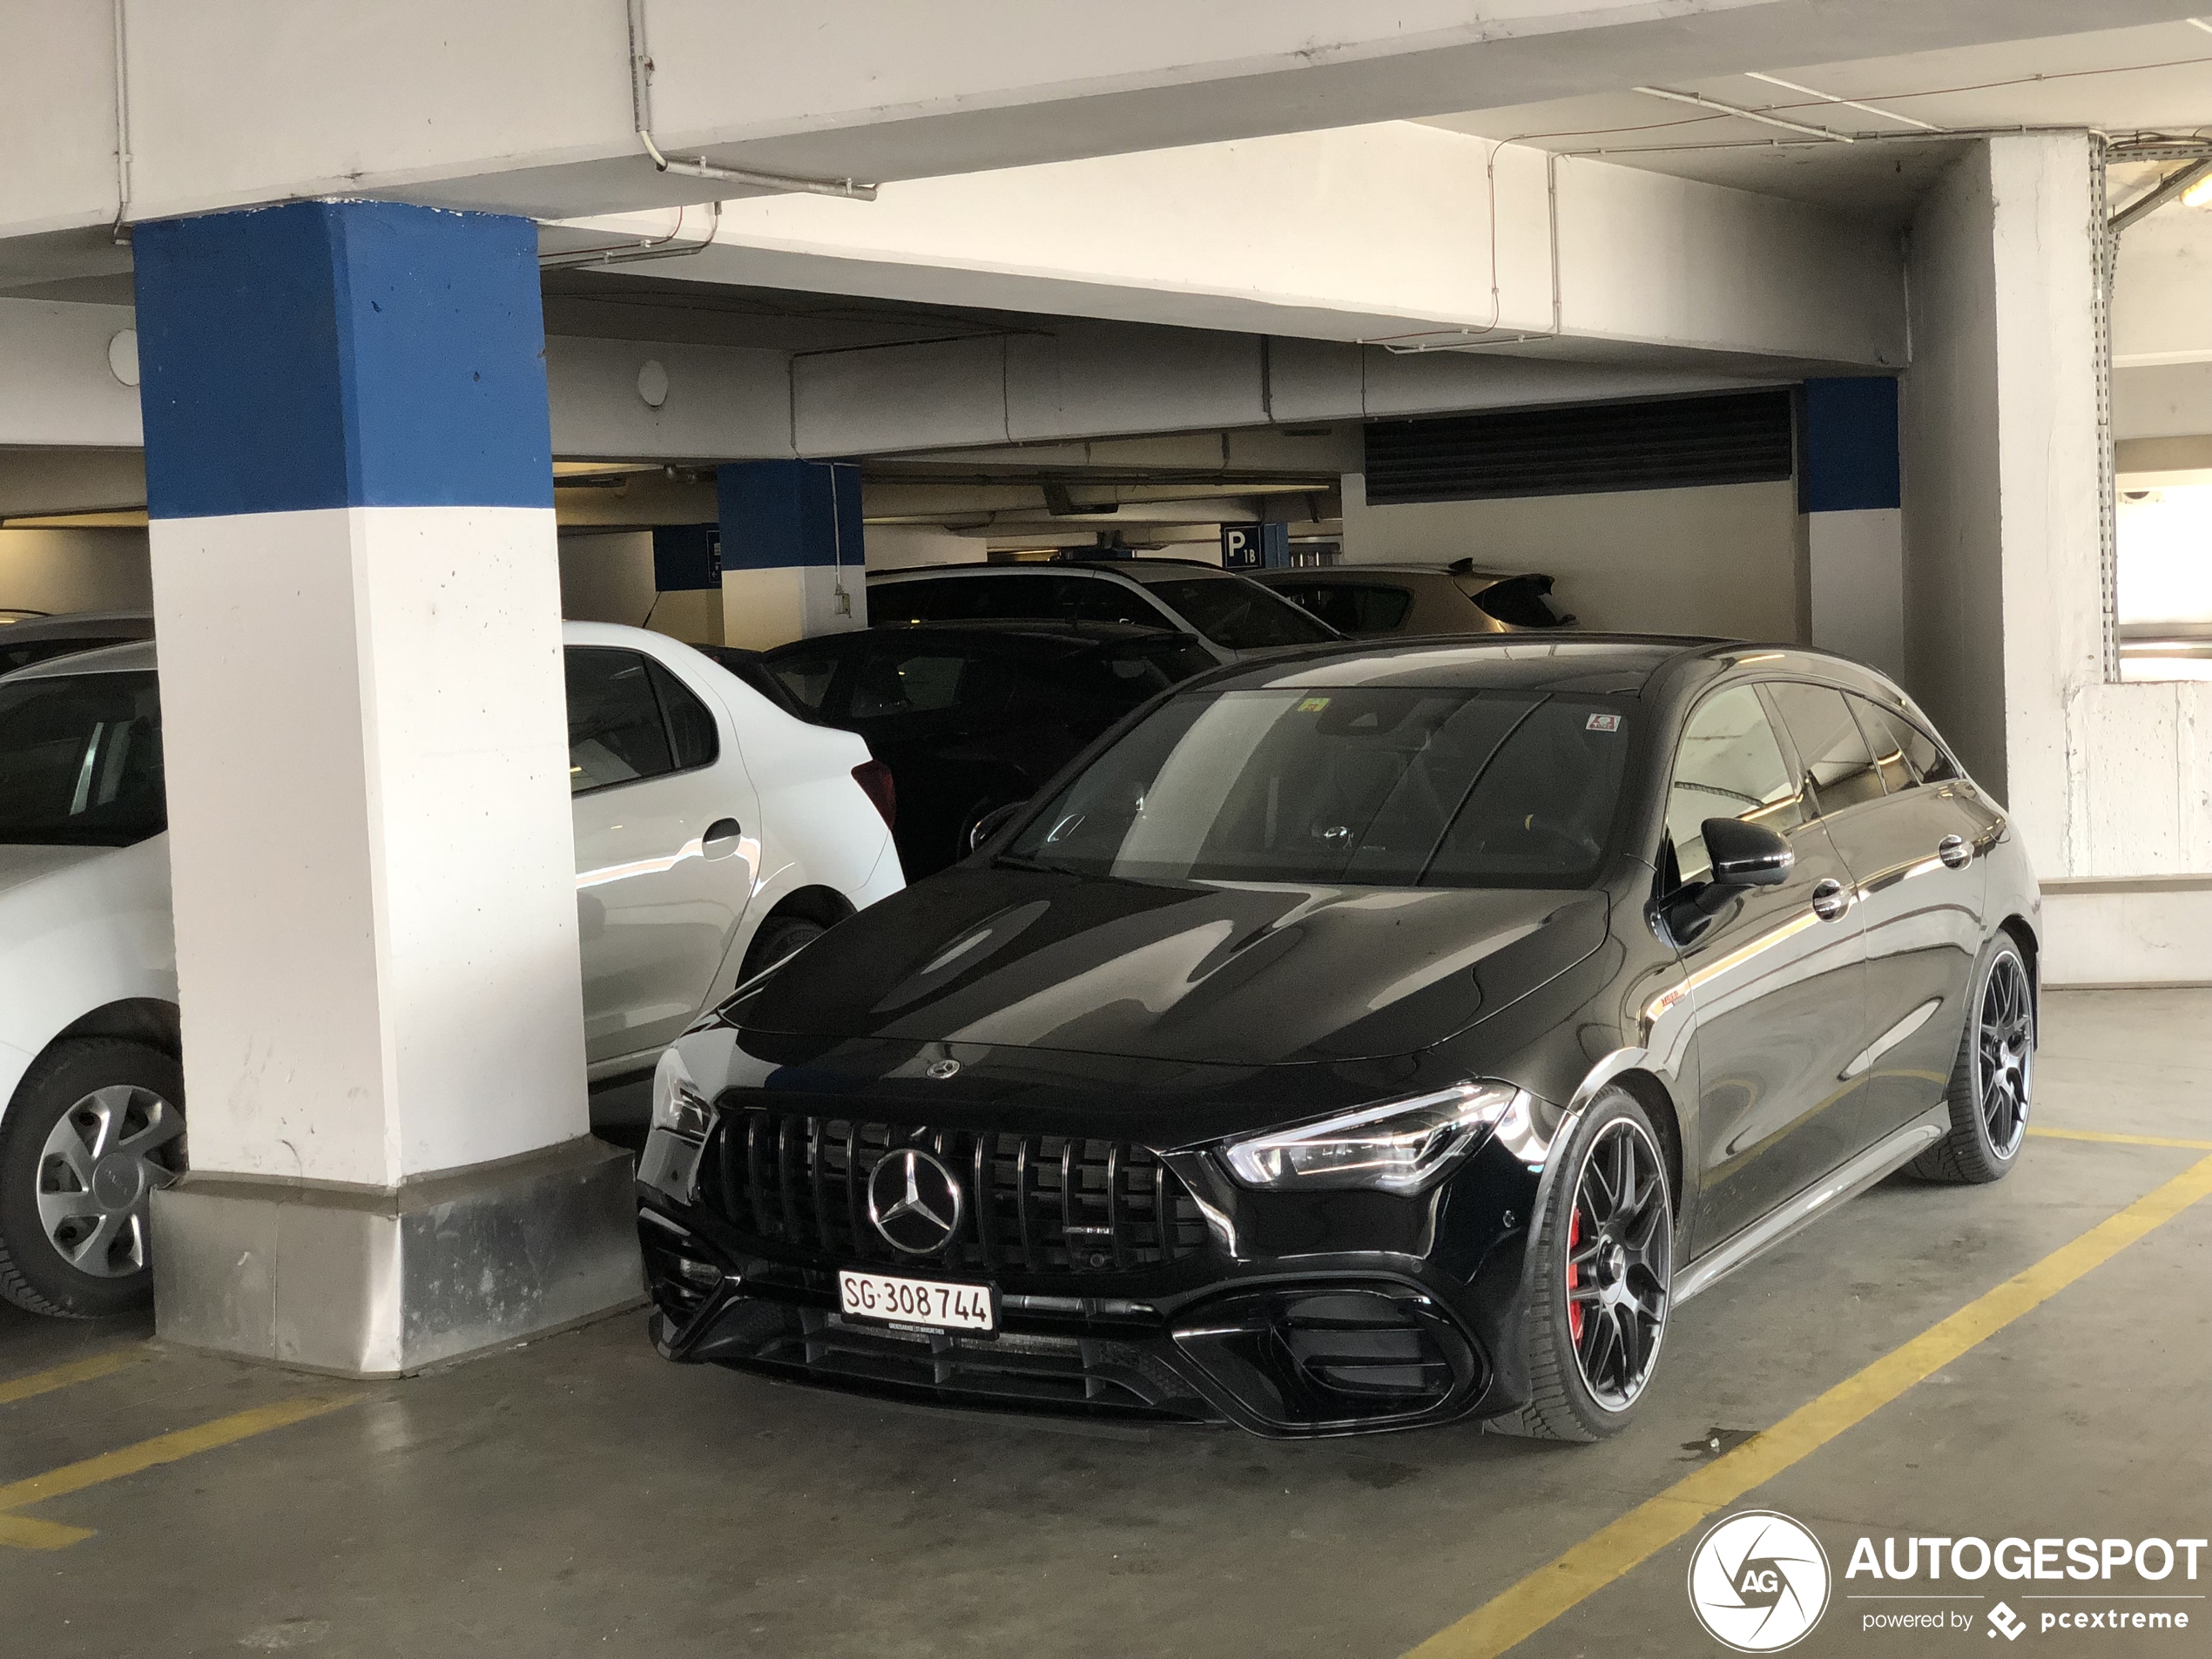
[1850, 695, 1958, 787]
[1147, 577, 1337, 650]
[0, 670, 165, 846]
[566, 649, 674, 793]
[1764, 682, 1886, 815]
[647, 660, 719, 771]
[1275, 583, 1413, 636]
[1666, 685, 1803, 883]
[1072, 581, 1176, 630]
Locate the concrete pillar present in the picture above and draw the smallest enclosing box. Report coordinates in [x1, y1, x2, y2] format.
[137, 199, 638, 1376]
[648, 523, 724, 645]
[1798, 377, 1904, 678]
[718, 460, 869, 651]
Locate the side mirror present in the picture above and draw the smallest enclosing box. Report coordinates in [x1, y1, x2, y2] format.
[1658, 819, 1793, 945]
[1702, 817, 1793, 888]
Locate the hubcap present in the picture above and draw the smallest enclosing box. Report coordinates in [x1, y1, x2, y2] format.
[1564, 1118, 1670, 1412]
[1977, 951, 2033, 1159]
[35, 1086, 186, 1279]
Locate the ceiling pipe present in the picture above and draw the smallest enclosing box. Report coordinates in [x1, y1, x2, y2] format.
[626, 0, 877, 202]
[1632, 84, 1855, 144]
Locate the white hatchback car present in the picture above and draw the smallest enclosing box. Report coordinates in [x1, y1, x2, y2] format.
[0, 622, 903, 1318]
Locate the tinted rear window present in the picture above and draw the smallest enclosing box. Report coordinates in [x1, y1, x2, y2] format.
[0, 671, 165, 846]
[1276, 583, 1413, 636]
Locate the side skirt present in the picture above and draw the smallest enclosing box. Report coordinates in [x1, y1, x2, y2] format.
[1673, 1105, 1947, 1306]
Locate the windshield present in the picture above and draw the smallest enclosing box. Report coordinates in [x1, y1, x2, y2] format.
[1004, 685, 1630, 887]
[0, 671, 165, 846]
[1146, 577, 1337, 651]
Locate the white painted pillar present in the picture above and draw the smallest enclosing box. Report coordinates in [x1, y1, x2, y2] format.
[1897, 136, 2212, 986]
[1798, 376, 1905, 679]
[718, 461, 869, 651]
[138, 199, 638, 1375]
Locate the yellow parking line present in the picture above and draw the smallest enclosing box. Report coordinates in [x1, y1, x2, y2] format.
[0, 1393, 354, 1552]
[1402, 1146, 2212, 1659]
[2027, 1125, 2212, 1151]
[0, 1347, 146, 1409]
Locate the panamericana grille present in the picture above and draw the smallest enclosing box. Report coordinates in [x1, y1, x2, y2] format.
[700, 1108, 1206, 1275]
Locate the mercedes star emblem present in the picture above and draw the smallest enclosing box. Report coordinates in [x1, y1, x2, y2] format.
[867, 1148, 964, 1254]
[927, 1057, 961, 1080]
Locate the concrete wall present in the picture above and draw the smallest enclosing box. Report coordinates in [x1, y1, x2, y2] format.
[556, 529, 655, 626]
[1339, 473, 1801, 642]
[0, 526, 151, 612]
[1905, 136, 2212, 986]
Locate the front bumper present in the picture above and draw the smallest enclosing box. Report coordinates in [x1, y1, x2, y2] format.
[636, 1101, 1551, 1438]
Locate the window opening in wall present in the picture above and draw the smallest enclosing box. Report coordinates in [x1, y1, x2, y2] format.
[2114, 485, 2212, 681]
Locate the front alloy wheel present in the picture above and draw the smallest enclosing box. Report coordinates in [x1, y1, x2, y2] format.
[1497, 1089, 1673, 1442]
[0, 1038, 186, 1318]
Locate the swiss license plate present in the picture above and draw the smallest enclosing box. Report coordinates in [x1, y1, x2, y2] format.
[838, 1268, 997, 1334]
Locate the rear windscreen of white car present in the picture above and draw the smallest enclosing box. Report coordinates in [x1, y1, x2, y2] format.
[0, 671, 165, 846]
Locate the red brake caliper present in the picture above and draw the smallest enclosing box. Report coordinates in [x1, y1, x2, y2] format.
[1566, 1205, 1584, 1344]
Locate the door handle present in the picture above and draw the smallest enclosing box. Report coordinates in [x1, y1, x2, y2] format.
[701, 818, 745, 860]
[1811, 878, 1852, 921]
[1938, 833, 1972, 869]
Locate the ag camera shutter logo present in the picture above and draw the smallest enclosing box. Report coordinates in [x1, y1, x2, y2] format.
[1688, 1511, 1832, 1652]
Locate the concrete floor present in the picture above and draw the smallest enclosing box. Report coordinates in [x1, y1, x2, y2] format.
[1, 989, 2207, 1659]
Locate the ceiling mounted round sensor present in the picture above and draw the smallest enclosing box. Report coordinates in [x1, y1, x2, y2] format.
[637, 359, 670, 408]
[107, 330, 139, 388]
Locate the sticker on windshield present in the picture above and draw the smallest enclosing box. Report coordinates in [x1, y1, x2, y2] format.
[1296, 697, 1332, 712]
[1586, 712, 1622, 732]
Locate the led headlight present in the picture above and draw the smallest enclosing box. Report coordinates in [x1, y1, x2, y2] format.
[1219, 1081, 1530, 1196]
[651, 1045, 713, 1139]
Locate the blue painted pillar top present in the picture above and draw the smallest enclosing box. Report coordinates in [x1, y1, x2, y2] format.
[1798, 377, 1901, 514]
[132, 199, 553, 520]
[718, 461, 865, 570]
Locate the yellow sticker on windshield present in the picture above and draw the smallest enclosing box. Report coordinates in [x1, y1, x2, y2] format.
[1296, 696, 1332, 712]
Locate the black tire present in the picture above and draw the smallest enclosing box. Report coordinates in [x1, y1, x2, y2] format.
[1911, 934, 2033, 1184]
[739, 913, 830, 981]
[0, 1038, 186, 1319]
[1493, 1089, 1674, 1443]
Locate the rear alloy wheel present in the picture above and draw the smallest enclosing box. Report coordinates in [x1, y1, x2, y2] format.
[0, 1039, 186, 1318]
[1912, 935, 2033, 1184]
[1495, 1091, 1672, 1442]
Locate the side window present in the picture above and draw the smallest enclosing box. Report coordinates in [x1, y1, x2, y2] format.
[921, 574, 1088, 623]
[1765, 682, 1886, 814]
[1844, 693, 1917, 794]
[1666, 685, 1804, 884]
[1278, 584, 1411, 634]
[566, 648, 673, 794]
[1853, 697, 1959, 786]
[765, 642, 844, 715]
[1072, 579, 1176, 630]
[868, 579, 943, 624]
[646, 659, 719, 771]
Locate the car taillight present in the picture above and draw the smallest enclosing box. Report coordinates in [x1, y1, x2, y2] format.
[852, 760, 896, 830]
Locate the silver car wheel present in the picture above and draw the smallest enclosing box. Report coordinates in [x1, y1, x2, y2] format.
[35, 1085, 186, 1278]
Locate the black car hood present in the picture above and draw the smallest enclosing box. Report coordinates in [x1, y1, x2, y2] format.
[743, 867, 1608, 1067]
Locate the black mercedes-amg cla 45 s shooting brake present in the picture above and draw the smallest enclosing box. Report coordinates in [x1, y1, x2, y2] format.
[634, 637, 2040, 1440]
